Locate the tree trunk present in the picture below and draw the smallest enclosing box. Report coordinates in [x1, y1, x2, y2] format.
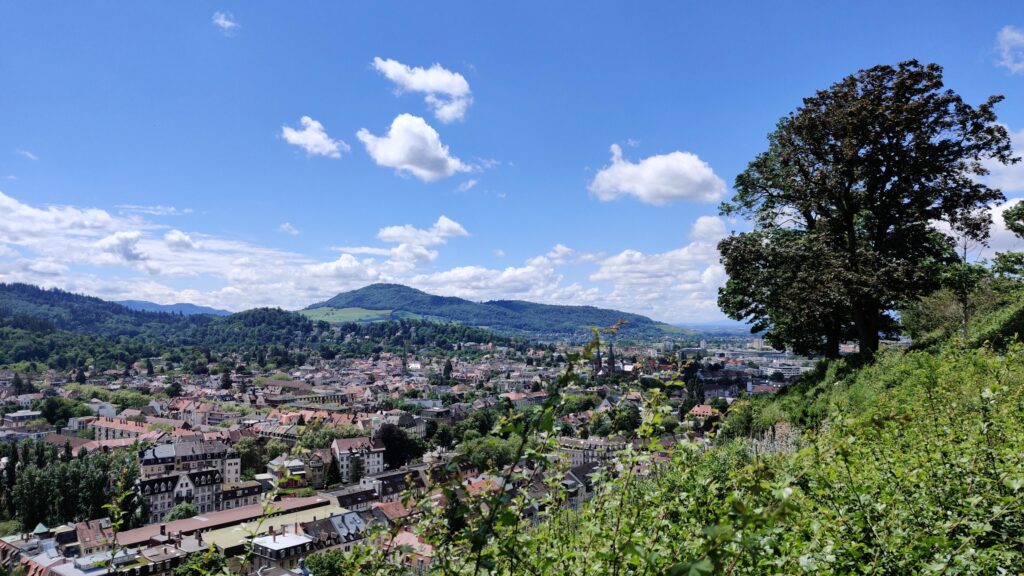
[825, 321, 841, 359]
[853, 306, 880, 359]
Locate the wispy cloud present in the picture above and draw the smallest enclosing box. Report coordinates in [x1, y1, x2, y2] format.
[997, 25, 1024, 74]
[327, 216, 470, 273]
[278, 222, 300, 236]
[457, 179, 478, 192]
[211, 11, 240, 35]
[16, 150, 38, 161]
[117, 204, 193, 216]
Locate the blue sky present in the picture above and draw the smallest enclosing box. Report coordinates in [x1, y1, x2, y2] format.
[1, 1, 1023, 322]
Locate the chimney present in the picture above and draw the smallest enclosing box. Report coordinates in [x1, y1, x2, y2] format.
[159, 524, 166, 536]
[271, 525, 276, 543]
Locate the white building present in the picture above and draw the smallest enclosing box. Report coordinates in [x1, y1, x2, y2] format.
[331, 437, 386, 483]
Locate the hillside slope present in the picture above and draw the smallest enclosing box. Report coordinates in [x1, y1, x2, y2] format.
[503, 343, 1024, 574]
[318, 293, 1024, 574]
[305, 283, 687, 340]
[447, 301, 1024, 574]
[0, 283, 206, 338]
[0, 283, 316, 355]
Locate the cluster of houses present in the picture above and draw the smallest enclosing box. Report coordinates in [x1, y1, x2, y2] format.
[0, 338, 806, 575]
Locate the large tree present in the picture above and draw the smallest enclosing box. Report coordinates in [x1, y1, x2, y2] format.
[164, 502, 198, 521]
[377, 424, 425, 469]
[173, 547, 226, 576]
[719, 228, 854, 357]
[719, 60, 1017, 357]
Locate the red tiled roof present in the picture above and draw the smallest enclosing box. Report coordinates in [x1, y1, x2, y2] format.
[116, 495, 331, 546]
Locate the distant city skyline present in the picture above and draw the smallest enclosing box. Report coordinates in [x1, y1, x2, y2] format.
[1, 2, 1022, 322]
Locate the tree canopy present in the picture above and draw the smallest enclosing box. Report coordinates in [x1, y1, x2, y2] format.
[719, 60, 1018, 357]
[164, 502, 198, 521]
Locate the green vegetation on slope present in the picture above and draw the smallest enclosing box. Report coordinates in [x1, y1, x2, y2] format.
[299, 307, 395, 323]
[523, 346, 1022, 574]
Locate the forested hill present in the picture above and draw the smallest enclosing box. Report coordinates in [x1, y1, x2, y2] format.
[0, 283, 524, 369]
[0, 284, 316, 362]
[0, 283, 208, 337]
[305, 283, 687, 340]
[116, 300, 231, 316]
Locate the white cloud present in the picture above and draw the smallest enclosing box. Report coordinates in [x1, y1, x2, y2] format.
[304, 253, 380, 280]
[997, 25, 1024, 74]
[543, 244, 574, 265]
[689, 215, 728, 242]
[282, 116, 349, 158]
[16, 150, 38, 161]
[372, 57, 472, 123]
[984, 127, 1024, 194]
[926, 198, 1024, 261]
[586, 217, 727, 321]
[22, 259, 68, 276]
[96, 231, 145, 262]
[457, 179, 478, 192]
[279, 222, 300, 236]
[589, 144, 726, 205]
[0, 191, 731, 321]
[376, 215, 468, 246]
[968, 198, 1024, 259]
[118, 204, 193, 216]
[329, 246, 393, 257]
[164, 230, 196, 251]
[331, 216, 470, 273]
[357, 114, 470, 182]
[494, 249, 505, 257]
[0, 191, 118, 245]
[211, 11, 239, 34]
[407, 260, 589, 304]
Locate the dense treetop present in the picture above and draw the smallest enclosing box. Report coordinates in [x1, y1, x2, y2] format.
[718, 60, 1019, 358]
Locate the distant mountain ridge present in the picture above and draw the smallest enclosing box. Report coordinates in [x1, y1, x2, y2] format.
[117, 300, 231, 316]
[0, 282, 317, 348]
[0, 282, 201, 337]
[304, 283, 689, 340]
